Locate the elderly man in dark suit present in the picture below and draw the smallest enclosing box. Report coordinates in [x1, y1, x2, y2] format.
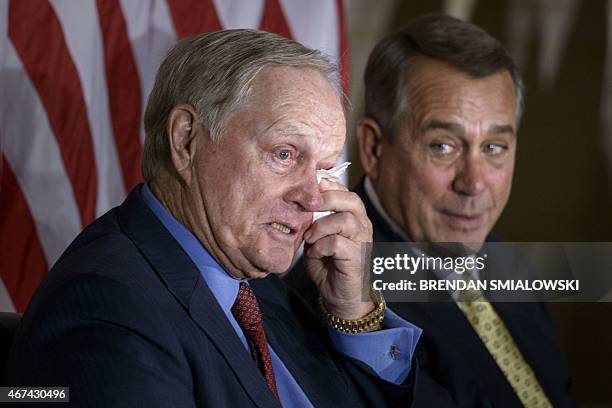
[4, 30, 422, 407]
[352, 14, 574, 408]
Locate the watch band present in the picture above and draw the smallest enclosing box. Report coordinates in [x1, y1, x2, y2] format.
[319, 289, 386, 334]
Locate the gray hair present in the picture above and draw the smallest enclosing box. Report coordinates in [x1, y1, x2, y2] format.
[142, 29, 338, 182]
[364, 13, 524, 142]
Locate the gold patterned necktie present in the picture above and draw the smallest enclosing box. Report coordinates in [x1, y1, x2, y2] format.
[457, 272, 552, 408]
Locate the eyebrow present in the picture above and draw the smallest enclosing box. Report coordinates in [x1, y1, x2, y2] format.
[421, 120, 464, 135]
[489, 124, 515, 135]
[421, 120, 515, 135]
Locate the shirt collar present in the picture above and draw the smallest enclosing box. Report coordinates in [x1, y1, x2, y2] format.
[364, 177, 411, 241]
[141, 184, 243, 314]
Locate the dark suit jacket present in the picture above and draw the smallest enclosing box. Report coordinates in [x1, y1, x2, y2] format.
[351, 179, 575, 407]
[4, 186, 411, 407]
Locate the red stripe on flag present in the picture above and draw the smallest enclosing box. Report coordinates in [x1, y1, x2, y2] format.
[167, 0, 222, 39]
[8, 0, 97, 226]
[0, 157, 49, 312]
[260, 0, 293, 39]
[96, 0, 143, 191]
[336, 0, 350, 100]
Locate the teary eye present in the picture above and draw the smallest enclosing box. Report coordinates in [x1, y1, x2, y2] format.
[276, 149, 291, 160]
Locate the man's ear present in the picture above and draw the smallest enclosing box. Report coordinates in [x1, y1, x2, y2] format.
[167, 104, 198, 182]
[356, 117, 385, 181]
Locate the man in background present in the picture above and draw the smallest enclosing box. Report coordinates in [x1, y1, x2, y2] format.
[353, 14, 574, 407]
[5, 29, 421, 407]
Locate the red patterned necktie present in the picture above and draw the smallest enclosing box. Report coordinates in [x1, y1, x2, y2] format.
[231, 282, 279, 399]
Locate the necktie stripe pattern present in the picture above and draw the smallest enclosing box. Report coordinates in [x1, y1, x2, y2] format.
[0, 0, 348, 312]
[458, 274, 552, 407]
[231, 282, 279, 399]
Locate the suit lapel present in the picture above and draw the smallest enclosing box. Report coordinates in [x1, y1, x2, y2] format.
[189, 280, 282, 408]
[412, 302, 521, 403]
[117, 186, 280, 408]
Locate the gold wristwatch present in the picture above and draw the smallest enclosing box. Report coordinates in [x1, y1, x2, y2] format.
[319, 289, 386, 334]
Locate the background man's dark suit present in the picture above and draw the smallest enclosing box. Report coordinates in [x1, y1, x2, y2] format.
[352, 180, 574, 407]
[4, 187, 409, 407]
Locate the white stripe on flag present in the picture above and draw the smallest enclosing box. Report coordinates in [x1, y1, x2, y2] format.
[0, 278, 16, 313]
[213, 0, 264, 29]
[120, 0, 177, 144]
[0, 0, 7, 73]
[280, 0, 339, 61]
[1, 40, 82, 267]
[50, 0, 126, 216]
[0, 0, 13, 314]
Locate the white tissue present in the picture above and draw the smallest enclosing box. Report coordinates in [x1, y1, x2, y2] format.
[313, 161, 351, 221]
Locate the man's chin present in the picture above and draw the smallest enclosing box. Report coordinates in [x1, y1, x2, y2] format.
[242, 269, 272, 279]
[245, 262, 291, 278]
[248, 246, 295, 276]
[263, 256, 294, 275]
[442, 235, 486, 252]
[427, 230, 487, 250]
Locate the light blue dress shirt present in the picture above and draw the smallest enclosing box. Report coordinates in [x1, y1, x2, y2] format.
[142, 184, 421, 407]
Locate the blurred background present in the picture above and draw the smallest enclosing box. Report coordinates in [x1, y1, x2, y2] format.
[1, 0, 611, 405]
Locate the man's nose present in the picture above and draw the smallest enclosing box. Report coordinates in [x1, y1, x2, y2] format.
[284, 173, 323, 212]
[452, 154, 486, 196]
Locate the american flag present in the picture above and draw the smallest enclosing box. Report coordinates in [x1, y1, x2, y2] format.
[0, 0, 349, 312]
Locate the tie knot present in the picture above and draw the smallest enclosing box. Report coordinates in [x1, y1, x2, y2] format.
[457, 271, 485, 303]
[231, 282, 263, 330]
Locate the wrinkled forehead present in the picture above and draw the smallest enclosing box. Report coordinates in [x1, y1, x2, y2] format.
[404, 58, 517, 123]
[248, 65, 344, 110]
[248, 66, 347, 145]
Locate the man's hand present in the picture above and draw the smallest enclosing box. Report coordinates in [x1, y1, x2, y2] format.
[303, 178, 374, 320]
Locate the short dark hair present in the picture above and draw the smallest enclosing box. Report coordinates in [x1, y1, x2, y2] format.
[364, 13, 524, 141]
